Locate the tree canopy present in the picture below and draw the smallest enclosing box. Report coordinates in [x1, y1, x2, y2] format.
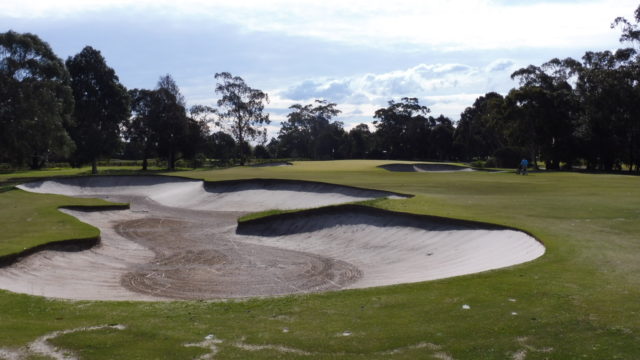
[0, 31, 75, 169]
[66, 46, 130, 174]
[278, 100, 344, 159]
[3, 4, 640, 174]
[374, 97, 434, 159]
[214, 72, 270, 165]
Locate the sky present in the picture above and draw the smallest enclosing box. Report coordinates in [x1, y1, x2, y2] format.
[2, 0, 638, 139]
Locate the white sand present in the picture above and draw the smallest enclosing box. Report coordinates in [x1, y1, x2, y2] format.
[250, 162, 292, 167]
[239, 211, 545, 289]
[1, 176, 545, 300]
[0, 210, 158, 301]
[379, 163, 475, 172]
[18, 176, 401, 212]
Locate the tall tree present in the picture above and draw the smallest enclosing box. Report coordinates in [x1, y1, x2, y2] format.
[214, 72, 270, 165]
[429, 115, 455, 161]
[158, 74, 186, 107]
[126, 79, 204, 171]
[0, 31, 75, 169]
[373, 97, 431, 159]
[612, 5, 640, 172]
[348, 123, 373, 159]
[182, 116, 209, 166]
[205, 131, 236, 164]
[153, 76, 189, 170]
[266, 137, 281, 159]
[573, 49, 638, 171]
[453, 92, 507, 161]
[278, 99, 343, 159]
[66, 46, 130, 174]
[613, 4, 640, 45]
[126, 88, 157, 170]
[507, 63, 578, 169]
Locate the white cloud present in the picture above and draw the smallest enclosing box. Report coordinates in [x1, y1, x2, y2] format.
[485, 59, 517, 73]
[3, 0, 637, 51]
[8, 0, 636, 137]
[274, 59, 521, 126]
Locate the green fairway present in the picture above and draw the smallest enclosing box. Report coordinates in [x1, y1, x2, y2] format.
[0, 160, 639, 359]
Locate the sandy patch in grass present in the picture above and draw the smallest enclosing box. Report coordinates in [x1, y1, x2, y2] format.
[0, 324, 125, 360]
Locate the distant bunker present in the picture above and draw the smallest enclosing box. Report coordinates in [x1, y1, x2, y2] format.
[1, 176, 544, 301]
[250, 162, 293, 167]
[379, 163, 475, 172]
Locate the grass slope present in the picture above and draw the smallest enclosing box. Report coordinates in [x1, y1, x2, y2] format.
[0, 189, 123, 260]
[0, 160, 639, 359]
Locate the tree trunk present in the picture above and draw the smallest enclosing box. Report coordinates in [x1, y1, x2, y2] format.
[91, 159, 98, 175]
[142, 157, 148, 171]
[30, 154, 41, 170]
[628, 141, 635, 174]
[168, 151, 175, 171]
[238, 132, 245, 166]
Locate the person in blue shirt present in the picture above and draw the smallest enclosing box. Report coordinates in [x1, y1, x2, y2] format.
[519, 158, 529, 175]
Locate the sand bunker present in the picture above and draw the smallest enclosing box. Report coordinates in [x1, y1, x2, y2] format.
[0, 176, 544, 301]
[18, 176, 404, 212]
[379, 163, 474, 172]
[250, 162, 293, 167]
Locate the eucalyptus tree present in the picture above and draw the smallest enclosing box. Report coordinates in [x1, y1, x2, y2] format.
[507, 62, 578, 170]
[373, 97, 432, 159]
[347, 123, 373, 159]
[158, 74, 186, 107]
[214, 72, 269, 165]
[0, 31, 75, 168]
[206, 131, 236, 164]
[612, 4, 640, 171]
[66, 46, 130, 174]
[153, 77, 189, 171]
[613, 4, 640, 44]
[574, 49, 638, 171]
[126, 88, 157, 170]
[278, 99, 343, 159]
[453, 92, 506, 161]
[429, 115, 455, 161]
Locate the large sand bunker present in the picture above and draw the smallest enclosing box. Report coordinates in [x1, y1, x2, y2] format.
[18, 176, 404, 212]
[0, 176, 544, 300]
[379, 163, 474, 172]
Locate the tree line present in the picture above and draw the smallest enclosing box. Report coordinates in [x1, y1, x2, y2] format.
[453, 3, 640, 172]
[0, 32, 270, 172]
[276, 5, 640, 172]
[1, 4, 639, 172]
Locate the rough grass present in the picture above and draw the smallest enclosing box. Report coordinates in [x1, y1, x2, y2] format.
[0, 160, 639, 359]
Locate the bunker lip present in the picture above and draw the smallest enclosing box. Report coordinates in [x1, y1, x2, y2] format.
[237, 203, 543, 239]
[17, 175, 412, 205]
[378, 163, 475, 172]
[250, 161, 293, 167]
[2, 175, 545, 301]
